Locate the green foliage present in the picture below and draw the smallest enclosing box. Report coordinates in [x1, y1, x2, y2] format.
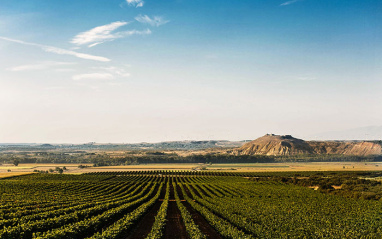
[90, 183, 164, 239]
[145, 181, 170, 239]
[0, 172, 381, 238]
[180, 183, 253, 239]
[55, 167, 64, 174]
[173, 182, 206, 239]
[4, 147, 381, 166]
[13, 159, 19, 166]
[257, 173, 382, 200]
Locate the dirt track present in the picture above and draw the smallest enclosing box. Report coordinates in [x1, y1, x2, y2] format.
[126, 182, 167, 239]
[177, 184, 223, 239]
[125, 181, 223, 239]
[164, 183, 188, 239]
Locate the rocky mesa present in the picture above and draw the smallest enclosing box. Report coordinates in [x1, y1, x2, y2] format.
[236, 134, 382, 156]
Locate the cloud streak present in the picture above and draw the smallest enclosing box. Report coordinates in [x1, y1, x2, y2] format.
[280, 0, 301, 6]
[71, 21, 152, 47]
[72, 66, 131, 82]
[126, 0, 144, 8]
[0, 36, 110, 62]
[71, 21, 128, 47]
[135, 15, 169, 27]
[8, 61, 75, 71]
[94, 66, 131, 77]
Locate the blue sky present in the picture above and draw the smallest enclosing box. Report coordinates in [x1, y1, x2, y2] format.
[0, 0, 381, 143]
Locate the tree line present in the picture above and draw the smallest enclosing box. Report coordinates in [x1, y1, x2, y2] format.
[1, 151, 381, 166]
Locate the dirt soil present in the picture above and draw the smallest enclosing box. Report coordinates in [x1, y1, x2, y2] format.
[164, 184, 188, 239]
[0, 172, 34, 178]
[176, 184, 222, 239]
[126, 184, 167, 239]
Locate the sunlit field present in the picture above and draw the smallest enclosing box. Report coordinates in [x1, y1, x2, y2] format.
[0, 172, 381, 238]
[1, 162, 381, 174]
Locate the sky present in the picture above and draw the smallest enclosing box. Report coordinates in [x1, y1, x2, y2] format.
[0, 0, 381, 143]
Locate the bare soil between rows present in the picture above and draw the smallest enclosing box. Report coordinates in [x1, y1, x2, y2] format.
[124, 181, 222, 239]
[126, 183, 167, 239]
[177, 184, 222, 239]
[164, 183, 188, 239]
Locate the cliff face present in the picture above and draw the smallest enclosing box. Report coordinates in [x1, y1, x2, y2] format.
[236, 134, 382, 156]
[309, 141, 382, 156]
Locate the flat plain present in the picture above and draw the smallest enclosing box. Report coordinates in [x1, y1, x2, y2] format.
[1, 162, 382, 174]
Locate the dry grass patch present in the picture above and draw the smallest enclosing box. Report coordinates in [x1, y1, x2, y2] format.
[0, 172, 35, 178]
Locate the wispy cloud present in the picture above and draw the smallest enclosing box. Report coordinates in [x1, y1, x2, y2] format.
[280, 0, 301, 6]
[0, 36, 110, 62]
[71, 21, 128, 47]
[8, 61, 75, 72]
[72, 73, 114, 81]
[135, 15, 169, 27]
[71, 21, 151, 47]
[73, 66, 131, 82]
[126, 0, 144, 8]
[43, 46, 111, 61]
[94, 66, 131, 77]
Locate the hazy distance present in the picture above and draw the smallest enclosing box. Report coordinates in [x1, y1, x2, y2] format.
[0, 0, 380, 143]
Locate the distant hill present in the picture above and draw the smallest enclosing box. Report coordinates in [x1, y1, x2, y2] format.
[2, 135, 381, 157]
[122, 140, 245, 150]
[236, 134, 314, 156]
[236, 134, 382, 156]
[0, 140, 246, 151]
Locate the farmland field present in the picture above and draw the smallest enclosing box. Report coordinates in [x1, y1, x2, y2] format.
[2, 162, 382, 174]
[0, 172, 34, 179]
[0, 171, 382, 238]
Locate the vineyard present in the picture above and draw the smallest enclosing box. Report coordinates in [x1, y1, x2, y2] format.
[0, 171, 381, 238]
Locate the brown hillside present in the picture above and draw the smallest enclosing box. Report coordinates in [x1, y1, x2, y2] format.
[236, 134, 382, 156]
[236, 134, 314, 156]
[309, 141, 382, 156]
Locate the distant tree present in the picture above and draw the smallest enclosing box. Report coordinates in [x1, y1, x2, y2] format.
[13, 159, 20, 166]
[63, 166, 67, 170]
[319, 182, 334, 190]
[57, 168, 64, 174]
[7, 169, 11, 172]
[49, 168, 54, 173]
